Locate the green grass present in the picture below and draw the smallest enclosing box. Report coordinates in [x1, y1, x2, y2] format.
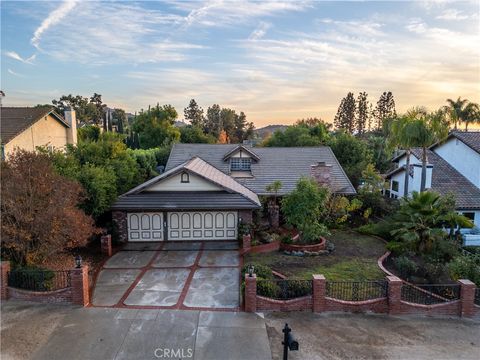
[244, 229, 386, 281]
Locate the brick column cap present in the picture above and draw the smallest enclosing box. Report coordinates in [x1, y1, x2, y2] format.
[312, 274, 326, 280]
[71, 264, 89, 273]
[245, 273, 256, 281]
[458, 279, 475, 286]
[386, 275, 402, 283]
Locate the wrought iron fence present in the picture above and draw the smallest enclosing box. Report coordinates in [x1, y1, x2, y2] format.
[326, 280, 388, 301]
[256, 279, 313, 300]
[475, 288, 480, 306]
[8, 269, 71, 292]
[401, 284, 460, 305]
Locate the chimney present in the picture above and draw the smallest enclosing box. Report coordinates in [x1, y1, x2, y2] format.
[64, 107, 77, 146]
[310, 162, 332, 187]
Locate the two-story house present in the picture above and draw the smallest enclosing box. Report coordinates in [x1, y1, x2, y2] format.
[385, 131, 480, 228]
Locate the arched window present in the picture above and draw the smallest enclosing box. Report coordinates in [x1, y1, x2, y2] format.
[181, 172, 190, 183]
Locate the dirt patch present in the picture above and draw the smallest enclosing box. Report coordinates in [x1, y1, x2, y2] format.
[264, 312, 480, 360]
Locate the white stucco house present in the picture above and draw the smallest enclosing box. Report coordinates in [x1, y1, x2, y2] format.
[385, 131, 480, 232]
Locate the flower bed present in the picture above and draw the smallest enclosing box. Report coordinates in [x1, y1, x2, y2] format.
[280, 236, 327, 252]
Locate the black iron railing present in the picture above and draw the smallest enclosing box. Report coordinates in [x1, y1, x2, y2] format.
[326, 280, 388, 301]
[401, 284, 460, 305]
[256, 279, 313, 300]
[8, 269, 71, 292]
[475, 288, 480, 306]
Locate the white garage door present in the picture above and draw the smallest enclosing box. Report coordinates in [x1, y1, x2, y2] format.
[168, 211, 237, 240]
[127, 212, 164, 241]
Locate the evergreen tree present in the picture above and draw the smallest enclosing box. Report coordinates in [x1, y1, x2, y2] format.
[356, 92, 370, 134]
[374, 91, 396, 130]
[334, 92, 356, 134]
[183, 99, 204, 128]
[205, 104, 222, 138]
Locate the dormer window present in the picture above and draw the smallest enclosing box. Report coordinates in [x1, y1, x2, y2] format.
[230, 157, 251, 171]
[181, 172, 190, 183]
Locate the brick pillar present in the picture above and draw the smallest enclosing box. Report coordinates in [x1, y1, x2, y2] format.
[312, 274, 326, 313]
[112, 211, 128, 242]
[70, 265, 90, 306]
[1, 261, 10, 301]
[245, 274, 257, 313]
[387, 276, 403, 315]
[243, 234, 252, 252]
[458, 279, 476, 317]
[101, 234, 112, 257]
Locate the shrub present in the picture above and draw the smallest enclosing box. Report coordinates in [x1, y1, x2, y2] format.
[448, 255, 480, 285]
[386, 241, 407, 256]
[282, 177, 329, 243]
[394, 256, 418, 279]
[257, 280, 280, 298]
[281, 235, 293, 244]
[242, 264, 273, 279]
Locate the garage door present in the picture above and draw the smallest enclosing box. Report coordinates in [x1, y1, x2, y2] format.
[127, 212, 164, 241]
[168, 211, 237, 240]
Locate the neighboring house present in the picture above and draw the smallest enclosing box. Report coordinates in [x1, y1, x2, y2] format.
[112, 144, 355, 242]
[1, 107, 77, 158]
[385, 131, 480, 228]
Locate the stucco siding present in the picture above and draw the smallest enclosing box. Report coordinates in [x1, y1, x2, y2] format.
[4, 114, 69, 156]
[434, 138, 480, 188]
[145, 172, 222, 192]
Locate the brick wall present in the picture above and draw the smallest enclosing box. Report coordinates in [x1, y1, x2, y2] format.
[1, 261, 10, 300]
[257, 295, 312, 312]
[7, 287, 72, 303]
[112, 211, 128, 242]
[245, 273, 478, 318]
[1, 261, 90, 307]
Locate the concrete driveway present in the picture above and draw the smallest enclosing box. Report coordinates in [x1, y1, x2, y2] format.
[92, 241, 241, 310]
[1, 301, 271, 360]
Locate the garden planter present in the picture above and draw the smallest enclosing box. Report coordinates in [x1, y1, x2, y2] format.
[279, 236, 327, 252]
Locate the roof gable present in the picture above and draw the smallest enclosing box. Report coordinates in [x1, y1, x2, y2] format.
[223, 145, 260, 162]
[125, 156, 260, 206]
[430, 131, 480, 155]
[1, 107, 69, 144]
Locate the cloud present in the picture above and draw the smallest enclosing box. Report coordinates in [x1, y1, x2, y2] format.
[249, 22, 271, 40]
[436, 8, 469, 20]
[31, 0, 79, 49]
[8, 68, 23, 77]
[177, 0, 310, 27]
[32, 2, 201, 64]
[4, 51, 36, 64]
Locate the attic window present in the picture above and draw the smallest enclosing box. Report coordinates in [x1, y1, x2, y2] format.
[230, 157, 251, 171]
[181, 172, 190, 183]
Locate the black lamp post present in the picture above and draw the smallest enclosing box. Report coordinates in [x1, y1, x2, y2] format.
[282, 323, 299, 360]
[75, 255, 82, 268]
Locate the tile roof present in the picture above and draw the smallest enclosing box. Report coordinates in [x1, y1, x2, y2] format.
[122, 156, 260, 208]
[1, 107, 69, 144]
[448, 131, 480, 154]
[166, 144, 356, 195]
[112, 191, 258, 210]
[388, 148, 480, 209]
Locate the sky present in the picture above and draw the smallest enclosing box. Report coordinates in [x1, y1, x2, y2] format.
[1, 0, 479, 127]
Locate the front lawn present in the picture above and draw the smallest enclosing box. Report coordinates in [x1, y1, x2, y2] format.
[245, 229, 386, 280]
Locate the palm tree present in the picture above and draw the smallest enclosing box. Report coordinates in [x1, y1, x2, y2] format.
[445, 97, 469, 130]
[389, 191, 473, 254]
[463, 102, 480, 131]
